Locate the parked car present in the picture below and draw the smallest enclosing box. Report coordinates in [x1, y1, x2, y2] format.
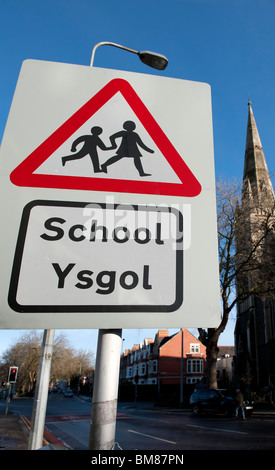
[189, 388, 253, 416]
[64, 387, 73, 398]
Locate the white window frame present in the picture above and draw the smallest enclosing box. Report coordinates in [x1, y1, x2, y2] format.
[190, 343, 200, 353]
[187, 358, 203, 373]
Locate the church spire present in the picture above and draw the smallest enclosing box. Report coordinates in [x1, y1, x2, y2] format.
[242, 100, 274, 205]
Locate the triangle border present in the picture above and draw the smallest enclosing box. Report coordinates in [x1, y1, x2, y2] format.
[10, 78, 202, 197]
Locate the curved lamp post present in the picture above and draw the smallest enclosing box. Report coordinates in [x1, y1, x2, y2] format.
[90, 41, 168, 70]
[89, 41, 168, 451]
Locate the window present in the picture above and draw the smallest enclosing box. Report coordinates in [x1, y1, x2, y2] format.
[190, 343, 200, 353]
[187, 358, 203, 373]
[186, 377, 201, 384]
[126, 367, 132, 378]
[148, 360, 157, 374]
[139, 363, 146, 376]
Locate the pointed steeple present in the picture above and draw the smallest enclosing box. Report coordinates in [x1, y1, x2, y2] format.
[242, 100, 274, 206]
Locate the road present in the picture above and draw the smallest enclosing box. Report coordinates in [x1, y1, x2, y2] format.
[1, 393, 275, 451]
[115, 404, 275, 451]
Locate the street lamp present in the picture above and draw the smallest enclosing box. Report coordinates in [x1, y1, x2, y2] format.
[89, 41, 168, 450]
[90, 41, 168, 70]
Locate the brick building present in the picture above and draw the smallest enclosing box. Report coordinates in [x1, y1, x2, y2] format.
[120, 329, 207, 388]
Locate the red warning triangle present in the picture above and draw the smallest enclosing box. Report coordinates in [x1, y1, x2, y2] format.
[10, 78, 201, 197]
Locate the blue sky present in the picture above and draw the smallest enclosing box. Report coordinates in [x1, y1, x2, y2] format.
[0, 0, 274, 357]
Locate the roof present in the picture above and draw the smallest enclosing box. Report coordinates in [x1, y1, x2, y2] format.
[218, 346, 235, 358]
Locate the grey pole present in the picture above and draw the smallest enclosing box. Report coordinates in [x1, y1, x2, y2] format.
[5, 384, 11, 415]
[28, 329, 55, 450]
[89, 329, 122, 450]
[90, 42, 139, 66]
[88, 41, 167, 450]
[89, 42, 125, 451]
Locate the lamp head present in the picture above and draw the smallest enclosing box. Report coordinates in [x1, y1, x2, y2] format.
[138, 51, 168, 70]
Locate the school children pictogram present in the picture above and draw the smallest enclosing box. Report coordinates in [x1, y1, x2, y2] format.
[10, 78, 201, 197]
[102, 120, 154, 177]
[61, 120, 154, 177]
[61, 126, 114, 173]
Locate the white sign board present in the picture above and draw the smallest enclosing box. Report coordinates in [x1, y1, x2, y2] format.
[0, 59, 220, 329]
[9, 201, 183, 312]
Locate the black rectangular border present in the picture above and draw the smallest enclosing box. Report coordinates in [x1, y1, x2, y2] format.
[8, 200, 183, 313]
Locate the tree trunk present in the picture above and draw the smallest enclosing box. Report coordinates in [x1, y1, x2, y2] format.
[206, 333, 219, 389]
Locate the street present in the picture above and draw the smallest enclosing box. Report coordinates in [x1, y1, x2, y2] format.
[1, 393, 275, 451]
[115, 404, 275, 451]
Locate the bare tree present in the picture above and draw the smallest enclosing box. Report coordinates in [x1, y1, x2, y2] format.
[0, 331, 95, 393]
[0, 331, 41, 394]
[198, 178, 275, 389]
[51, 334, 94, 385]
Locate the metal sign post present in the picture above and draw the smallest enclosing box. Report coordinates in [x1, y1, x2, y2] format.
[28, 329, 55, 450]
[89, 329, 122, 450]
[5, 384, 11, 416]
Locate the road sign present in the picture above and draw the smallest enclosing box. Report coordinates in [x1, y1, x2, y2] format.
[10, 78, 201, 198]
[0, 59, 221, 329]
[9, 200, 183, 313]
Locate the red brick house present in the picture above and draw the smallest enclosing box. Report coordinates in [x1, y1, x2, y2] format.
[120, 329, 207, 387]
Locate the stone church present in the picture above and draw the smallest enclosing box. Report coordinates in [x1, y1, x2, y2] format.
[234, 101, 275, 400]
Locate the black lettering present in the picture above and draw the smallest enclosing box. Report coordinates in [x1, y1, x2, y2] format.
[143, 265, 152, 289]
[40, 217, 65, 241]
[76, 270, 93, 289]
[120, 271, 139, 289]
[134, 227, 151, 244]
[52, 263, 75, 288]
[155, 222, 164, 245]
[69, 224, 86, 242]
[113, 226, 130, 243]
[90, 221, 108, 242]
[96, 271, 115, 294]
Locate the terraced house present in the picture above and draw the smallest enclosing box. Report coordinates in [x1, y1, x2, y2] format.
[120, 329, 207, 396]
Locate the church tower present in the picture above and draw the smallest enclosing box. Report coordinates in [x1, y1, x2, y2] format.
[235, 101, 275, 397]
[242, 100, 274, 206]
